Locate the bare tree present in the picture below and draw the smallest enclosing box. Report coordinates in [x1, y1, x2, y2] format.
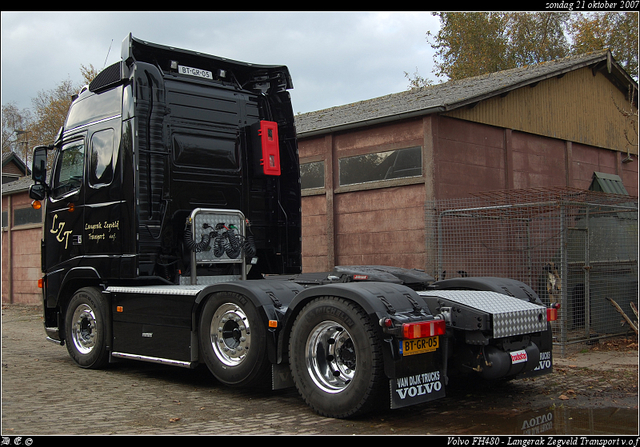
[2, 64, 99, 166]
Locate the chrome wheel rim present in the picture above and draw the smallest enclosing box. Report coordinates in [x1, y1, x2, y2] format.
[209, 303, 251, 367]
[305, 321, 357, 394]
[71, 303, 97, 355]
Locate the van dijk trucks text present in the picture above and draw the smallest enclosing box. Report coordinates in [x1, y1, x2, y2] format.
[28, 34, 558, 418]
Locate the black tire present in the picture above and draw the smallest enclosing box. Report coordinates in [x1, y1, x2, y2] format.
[64, 287, 111, 369]
[198, 292, 270, 387]
[288, 297, 386, 418]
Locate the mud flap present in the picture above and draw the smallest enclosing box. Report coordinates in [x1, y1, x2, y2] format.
[518, 322, 554, 379]
[517, 348, 553, 378]
[272, 363, 294, 390]
[389, 370, 446, 409]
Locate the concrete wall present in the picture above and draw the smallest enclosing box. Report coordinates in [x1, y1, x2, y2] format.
[2, 192, 43, 304]
[298, 114, 638, 273]
[434, 117, 507, 199]
[301, 193, 329, 272]
[333, 184, 425, 268]
[299, 116, 428, 273]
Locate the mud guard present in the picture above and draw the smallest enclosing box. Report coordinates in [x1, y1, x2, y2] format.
[282, 281, 446, 409]
[195, 280, 305, 365]
[430, 276, 544, 305]
[284, 284, 442, 370]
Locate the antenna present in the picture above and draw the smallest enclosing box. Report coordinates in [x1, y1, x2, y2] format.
[103, 39, 114, 69]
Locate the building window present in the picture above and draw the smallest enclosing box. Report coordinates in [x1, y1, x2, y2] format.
[13, 207, 42, 226]
[300, 161, 325, 190]
[339, 146, 422, 187]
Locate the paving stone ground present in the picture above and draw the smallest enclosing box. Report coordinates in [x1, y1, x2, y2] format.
[2, 304, 637, 436]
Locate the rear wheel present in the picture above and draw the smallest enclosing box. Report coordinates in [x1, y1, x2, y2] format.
[64, 287, 110, 369]
[288, 297, 386, 418]
[199, 293, 270, 387]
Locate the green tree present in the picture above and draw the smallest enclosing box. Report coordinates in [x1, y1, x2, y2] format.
[504, 12, 571, 67]
[427, 12, 510, 81]
[569, 12, 638, 79]
[413, 12, 637, 87]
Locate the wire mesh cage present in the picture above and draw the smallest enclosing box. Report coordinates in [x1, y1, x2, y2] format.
[425, 187, 638, 355]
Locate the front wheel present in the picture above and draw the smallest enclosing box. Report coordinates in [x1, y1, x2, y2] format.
[64, 287, 110, 369]
[288, 297, 386, 418]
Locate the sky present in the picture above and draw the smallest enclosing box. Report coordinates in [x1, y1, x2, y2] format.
[1, 11, 441, 116]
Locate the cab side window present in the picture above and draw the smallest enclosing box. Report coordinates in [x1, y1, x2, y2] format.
[51, 140, 85, 199]
[89, 128, 115, 187]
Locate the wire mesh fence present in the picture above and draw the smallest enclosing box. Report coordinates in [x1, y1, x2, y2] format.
[425, 187, 638, 356]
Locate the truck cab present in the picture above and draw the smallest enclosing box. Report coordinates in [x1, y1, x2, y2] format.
[31, 34, 302, 321]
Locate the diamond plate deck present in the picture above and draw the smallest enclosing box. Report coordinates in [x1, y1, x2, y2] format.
[417, 290, 548, 338]
[106, 285, 207, 296]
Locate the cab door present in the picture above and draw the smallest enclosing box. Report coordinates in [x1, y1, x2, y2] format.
[44, 135, 87, 270]
[82, 125, 124, 261]
[44, 123, 124, 273]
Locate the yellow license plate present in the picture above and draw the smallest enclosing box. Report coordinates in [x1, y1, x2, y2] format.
[400, 336, 439, 356]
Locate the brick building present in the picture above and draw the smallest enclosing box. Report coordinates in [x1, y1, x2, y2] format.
[2, 152, 43, 304]
[295, 50, 638, 274]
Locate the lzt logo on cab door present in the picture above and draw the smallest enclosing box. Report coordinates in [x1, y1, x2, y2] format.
[50, 214, 73, 249]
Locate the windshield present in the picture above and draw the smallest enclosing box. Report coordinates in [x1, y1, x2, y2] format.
[65, 86, 122, 130]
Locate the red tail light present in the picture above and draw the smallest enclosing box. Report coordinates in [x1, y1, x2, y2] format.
[403, 319, 446, 339]
[547, 303, 560, 322]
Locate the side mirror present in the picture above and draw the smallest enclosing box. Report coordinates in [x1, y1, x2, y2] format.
[29, 183, 46, 201]
[32, 146, 49, 183]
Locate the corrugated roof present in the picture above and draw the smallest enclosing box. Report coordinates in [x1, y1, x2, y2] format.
[295, 50, 636, 138]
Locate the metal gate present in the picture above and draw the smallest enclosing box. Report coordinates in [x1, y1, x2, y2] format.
[425, 187, 638, 355]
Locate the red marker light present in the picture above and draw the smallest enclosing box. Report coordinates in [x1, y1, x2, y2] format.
[403, 319, 446, 339]
[547, 303, 560, 322]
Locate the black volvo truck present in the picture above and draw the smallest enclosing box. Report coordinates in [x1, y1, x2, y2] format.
[28, 34, 557, 418]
